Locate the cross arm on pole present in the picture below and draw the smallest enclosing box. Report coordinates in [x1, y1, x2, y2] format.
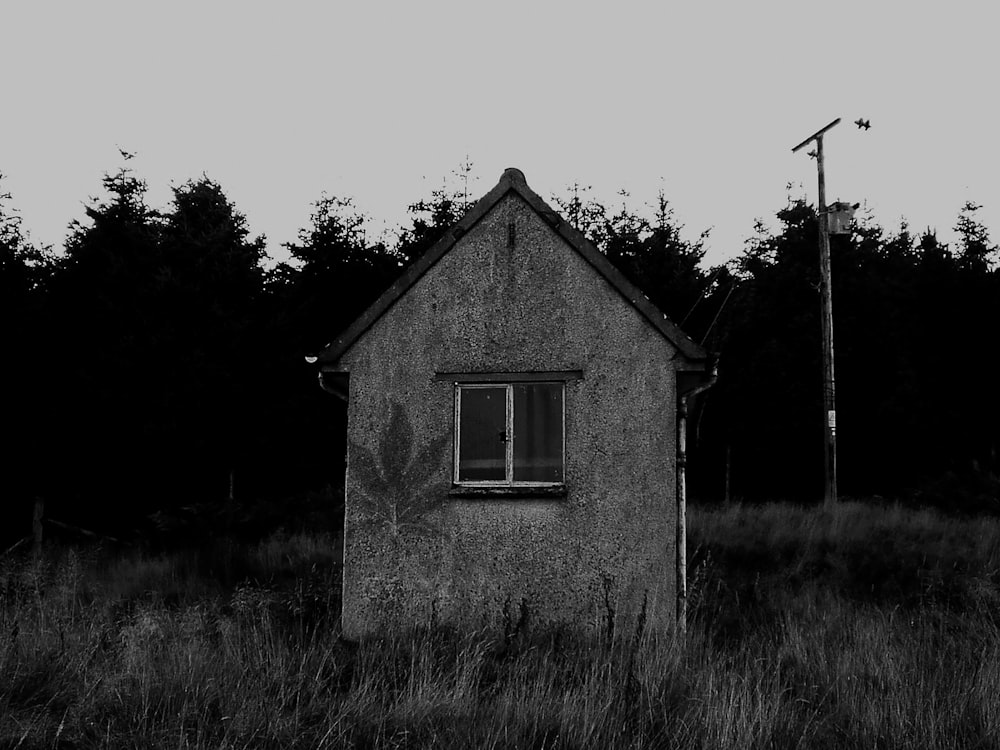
[791, 117, 841, 153]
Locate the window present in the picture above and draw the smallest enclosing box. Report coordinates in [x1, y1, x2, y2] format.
[454, 382, 565, 486]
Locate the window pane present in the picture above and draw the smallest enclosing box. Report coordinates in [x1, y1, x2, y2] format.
[458, 387, 507, 481]
[513, 383, 563, 482]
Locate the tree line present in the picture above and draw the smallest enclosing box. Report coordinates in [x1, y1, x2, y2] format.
[2, 164, 997, 544]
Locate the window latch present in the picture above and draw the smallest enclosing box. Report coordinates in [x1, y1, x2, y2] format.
[498, 430, 508, 443]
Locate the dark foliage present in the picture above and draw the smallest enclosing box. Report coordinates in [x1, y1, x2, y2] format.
[696, 197, 998, 507]
[1, 175, 55, 547]
[1, 164, 997, 546]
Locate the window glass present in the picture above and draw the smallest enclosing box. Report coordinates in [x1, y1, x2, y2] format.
[513, 383, 563, 482]
[457, 387, 507, 481]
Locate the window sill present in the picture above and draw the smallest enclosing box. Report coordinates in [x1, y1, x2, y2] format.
[449, 484, 568, 499]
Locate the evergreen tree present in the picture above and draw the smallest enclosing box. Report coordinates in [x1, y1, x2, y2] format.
[0, 176, 54, 543]
[395, 186, 468, 266]
[705, 199, 824, 501]
[551, 185, 711, 331]
[280, 195, 402, 354]
[954, 201, 997, 272]
[45, 167, 165, 529]
[156, 177, 268, 509]
[46, 170, 272, 530]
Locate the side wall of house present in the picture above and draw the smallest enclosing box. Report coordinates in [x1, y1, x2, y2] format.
[335, 192, 679, 638]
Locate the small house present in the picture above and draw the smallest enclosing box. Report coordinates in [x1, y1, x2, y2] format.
[314, 168, 712, 639]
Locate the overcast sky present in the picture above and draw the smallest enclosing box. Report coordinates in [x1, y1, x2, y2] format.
[2, 1, 997, 267]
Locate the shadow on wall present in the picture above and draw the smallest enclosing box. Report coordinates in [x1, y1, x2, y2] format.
[349, 401, 451, 538]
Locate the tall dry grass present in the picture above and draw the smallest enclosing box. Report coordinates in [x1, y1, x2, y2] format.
[1, 503, 998, 748]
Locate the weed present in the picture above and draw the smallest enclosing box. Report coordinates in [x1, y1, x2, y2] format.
[1, 501, 998, 748]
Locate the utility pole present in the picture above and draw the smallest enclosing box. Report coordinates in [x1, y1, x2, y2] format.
[792, 117, 840, 507]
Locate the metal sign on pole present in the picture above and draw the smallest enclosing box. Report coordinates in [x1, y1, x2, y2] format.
[792, 117, 841, 507]
[828, 202, 860, 235]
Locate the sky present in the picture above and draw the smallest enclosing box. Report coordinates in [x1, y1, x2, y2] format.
[2, 1, 997, 268]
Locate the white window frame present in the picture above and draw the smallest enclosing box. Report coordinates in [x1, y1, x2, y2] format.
[453, 381, 566, 487]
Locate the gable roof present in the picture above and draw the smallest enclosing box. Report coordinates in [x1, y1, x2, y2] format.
[315, 168, 707, 366]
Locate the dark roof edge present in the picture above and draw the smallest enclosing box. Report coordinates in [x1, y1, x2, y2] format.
[316, 167, 707, 365]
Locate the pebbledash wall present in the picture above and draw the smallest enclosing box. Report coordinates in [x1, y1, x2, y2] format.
[316, 168, 709, 639]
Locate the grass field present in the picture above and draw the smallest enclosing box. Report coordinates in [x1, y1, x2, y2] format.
[2, 501, 999, 748]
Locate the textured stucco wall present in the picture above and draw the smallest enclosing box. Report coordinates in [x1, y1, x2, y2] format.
[334, 192, 680, 639]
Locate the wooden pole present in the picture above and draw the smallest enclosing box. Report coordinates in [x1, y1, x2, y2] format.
[816, 136, 838, 507]
[792, 118, 840, 507]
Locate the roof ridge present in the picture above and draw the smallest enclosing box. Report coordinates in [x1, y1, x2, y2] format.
[315, 169, 707, 365]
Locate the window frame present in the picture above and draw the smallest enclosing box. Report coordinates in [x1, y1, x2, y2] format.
[452, 380, 566, 489]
